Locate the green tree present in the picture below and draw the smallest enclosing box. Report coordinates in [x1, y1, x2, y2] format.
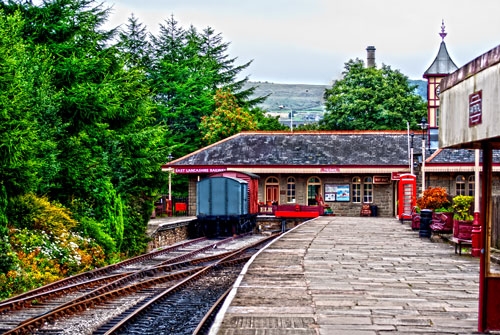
[200, 89, 258, 144]
[150, 16, 213, 157]
[0, 10, 61, 272]
[251, 107, 288, 131]
[1, 0, 168, 257]
[150, 15, 265, 158]
[0, 10, 57, 198]
[197, 26, 264, 108]
[201, 90, 286, 144]
[320, 59, 427, 130]
[118, 14, 152, 71]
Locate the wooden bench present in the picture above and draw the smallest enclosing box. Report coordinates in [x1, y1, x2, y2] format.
[450, 237, 472, 255]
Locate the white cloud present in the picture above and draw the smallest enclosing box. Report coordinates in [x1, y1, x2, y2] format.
[103, 0, 500, 84]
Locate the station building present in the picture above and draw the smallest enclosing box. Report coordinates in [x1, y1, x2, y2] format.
[163, 23, 500, 218]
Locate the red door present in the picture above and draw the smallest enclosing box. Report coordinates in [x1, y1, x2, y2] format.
[266, 186, 279, 205]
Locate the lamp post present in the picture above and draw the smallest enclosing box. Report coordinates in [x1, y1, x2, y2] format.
[420, 117, 428, 193]
[167, 154, 173, 202]
[410, 132, 414, 175]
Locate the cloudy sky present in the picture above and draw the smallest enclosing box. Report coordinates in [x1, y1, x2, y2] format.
[102, 0, 499, 85]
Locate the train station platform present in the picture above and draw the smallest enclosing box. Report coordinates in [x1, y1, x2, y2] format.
[210, 216, 483, 335]
[146, 215, 196, 236]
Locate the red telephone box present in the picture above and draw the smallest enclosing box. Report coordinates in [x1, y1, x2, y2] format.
[397, 173, 416, 221]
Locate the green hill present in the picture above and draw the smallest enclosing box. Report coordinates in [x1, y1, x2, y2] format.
[245, 81, 328, 113]
[244, 80, 427, 127]
[245, 80, 427, 113]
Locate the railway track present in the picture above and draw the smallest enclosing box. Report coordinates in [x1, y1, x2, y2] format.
[0, 233, 278, 335]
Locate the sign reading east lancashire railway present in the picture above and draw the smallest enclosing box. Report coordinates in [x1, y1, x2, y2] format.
[174, 167, 227, 174]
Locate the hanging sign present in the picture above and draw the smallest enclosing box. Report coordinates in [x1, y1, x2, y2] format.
[373, 175, 391, 184]
[469, 90, 482, 127]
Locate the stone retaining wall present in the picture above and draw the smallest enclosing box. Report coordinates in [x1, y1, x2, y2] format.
[147, 225, 189, 252]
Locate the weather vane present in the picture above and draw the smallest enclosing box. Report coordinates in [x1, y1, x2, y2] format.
[439, 19, 447, 41]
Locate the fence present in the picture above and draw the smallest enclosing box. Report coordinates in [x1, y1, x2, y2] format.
[152, 196, 189, 217]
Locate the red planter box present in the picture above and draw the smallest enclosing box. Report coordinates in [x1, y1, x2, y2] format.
[453, 219, 473, 240]
[411, 213, 420, 230]
[430, 212, 453, 233]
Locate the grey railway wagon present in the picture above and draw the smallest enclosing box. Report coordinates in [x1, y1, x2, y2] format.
[196, 176, 249, 218]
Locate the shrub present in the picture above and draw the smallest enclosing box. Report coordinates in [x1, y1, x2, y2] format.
[7, 193, 76, 234]
[416, 187, 450, 210]
[452, 195, 474, 221]
[1, 194, 108, 299]
[78, 216, 117, 255]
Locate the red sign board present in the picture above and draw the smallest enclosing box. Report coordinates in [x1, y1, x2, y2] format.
[469, 90, 482, 127]
[391, 172, 407, 180]
[373, 175, 390, 184]
[174, 167, 226, 174]
[320, 167, 340, 173]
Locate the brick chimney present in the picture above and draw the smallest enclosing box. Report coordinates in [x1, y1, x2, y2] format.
[366, 46, 376, 68]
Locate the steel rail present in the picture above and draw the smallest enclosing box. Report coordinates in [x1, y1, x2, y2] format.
[2, 234, 278, 335]
[0, 237, 207, 305]
[193, 287, 231, 335]
[2, 267, 203, 335]
[0, 273, 128, 315]
[97, 235, 278, 334]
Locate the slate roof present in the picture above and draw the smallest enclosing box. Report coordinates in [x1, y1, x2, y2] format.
[170, 131, 413, 167]
[423, 41, 458, 77]
[166, 131, 500, 171]
[427, 148, 500, 164]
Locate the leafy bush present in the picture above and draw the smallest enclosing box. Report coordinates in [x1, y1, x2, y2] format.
[78, 216, 117, 255]
[416, 187, 451, 210]
[0, 185, 15, 273]
[7, 193, 76, 234]
[434, 206, 453, 213]
[452, 195, 474, 221]
[0, 194, 107, 299]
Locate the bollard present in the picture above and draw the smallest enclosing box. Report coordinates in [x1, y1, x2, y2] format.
[471, 212, 481, 257]
[419, 209, 433, 238]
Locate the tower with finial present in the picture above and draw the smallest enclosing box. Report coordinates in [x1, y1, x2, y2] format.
[439, 19, 447, 41]
[423, 20, 458, 150]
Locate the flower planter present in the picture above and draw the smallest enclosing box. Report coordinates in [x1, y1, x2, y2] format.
[453, 219, 473, 240]
[411, 212, 420, 230]
[430, 212, 453, 233]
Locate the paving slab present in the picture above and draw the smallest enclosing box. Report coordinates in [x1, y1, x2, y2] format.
[211, 216, 485, 334]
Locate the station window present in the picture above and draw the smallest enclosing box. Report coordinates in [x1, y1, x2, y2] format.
[307, 177, 321, 206]
[363, 176, 373, 203]
[352, 177, 361, 203]
[468, 175, 475, 196]
[287, 177, 296, 203]
[456, 175, 466, 196]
